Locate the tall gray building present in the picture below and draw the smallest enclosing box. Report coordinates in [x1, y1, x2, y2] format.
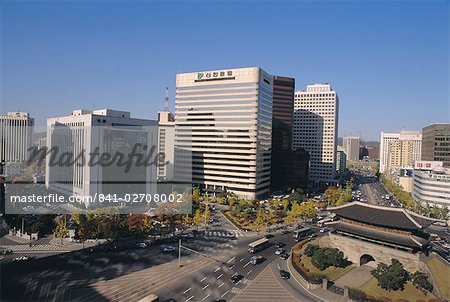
[343, 136, 360, 161]
[175, 67, 273, 199]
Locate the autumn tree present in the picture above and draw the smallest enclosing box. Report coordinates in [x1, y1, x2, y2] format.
[54, 217, 68, 244]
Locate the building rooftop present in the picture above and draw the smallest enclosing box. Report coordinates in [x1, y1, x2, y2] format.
[328, 220, 429, 249]
[328, 202, 435, 230]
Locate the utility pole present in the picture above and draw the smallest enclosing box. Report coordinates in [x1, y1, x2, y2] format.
[178, 238, 182, 268]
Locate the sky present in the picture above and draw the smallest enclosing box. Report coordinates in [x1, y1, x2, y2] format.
[0, 0, 449, 141]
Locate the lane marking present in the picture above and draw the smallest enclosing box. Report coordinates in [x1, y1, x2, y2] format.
[218, 282, 224, 288]
[217, 273, 223, 279]
[214, 267, 220, 272]
[229, 265, 235, 270]
[239, 258, 244, 262]
[221, 291, 228, 298]
[202, 284, 209, 290]
[200, 277, 206, 282]
[202, 294, 210, 301]
[247, 269, 252, 275]
[183, 288, 191, 294]
[227, 256, 235, 263]
[232, 272, 237, 277]
[186, 295, 194, 302]
[243, 262, 250, 268]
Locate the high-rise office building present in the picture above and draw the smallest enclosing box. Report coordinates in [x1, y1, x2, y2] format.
[343, 136, 360, 161]
[175, 67, 273, 199]
[46, 109, 158, 208]
[336, 146, 347, 174]
[0, 112, 34, 179]
[293, 84, 339, 186]
[412, 161, 450, 209]
[421, 123, 450, 168]
[379, 130, 422, 174]
[157, 110, 175, 181]
[0, 112, 34, 163]
[270, 76, 309, 191]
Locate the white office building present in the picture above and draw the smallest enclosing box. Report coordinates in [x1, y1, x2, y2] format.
[379, 130, 422, 174]
[175, 67, 273, 199]
[293, 84, 339, 186]
[0, 112, 34, 179]
[46, 109, 158, 208]
[343, 136, 360, 161]
[0, 112, 34, 163]
[412, 161, 450, 209]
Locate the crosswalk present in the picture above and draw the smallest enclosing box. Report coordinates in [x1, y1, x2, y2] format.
[201, 229, 247, 238]
[0, 244, 69, 253]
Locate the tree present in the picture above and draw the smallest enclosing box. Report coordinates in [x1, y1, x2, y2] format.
[411, 271, 433, 294]
[323, 187, 339, 206]
[54, 217, 68, 244]
[302, 199, 318, 219]
[254, 208, 267, 229]
[204, 205, 211, 227]
[193, 209, 202, 230]
[182, 214, 193, 226]
[304, 244, 320, 257]
[192, 187, 201, 203]
[281, 199, 290, 211]
[309, 246, 350, 271]
[371, 259, 409, 291]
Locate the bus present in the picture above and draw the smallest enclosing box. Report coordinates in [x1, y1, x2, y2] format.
[248, 238, 270, 253]
[293, 227, 312, 239]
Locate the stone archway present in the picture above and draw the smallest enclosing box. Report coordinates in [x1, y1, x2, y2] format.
[360, 254, 375, 266]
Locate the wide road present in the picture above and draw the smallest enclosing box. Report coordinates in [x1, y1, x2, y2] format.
[153, 231, 325, 302]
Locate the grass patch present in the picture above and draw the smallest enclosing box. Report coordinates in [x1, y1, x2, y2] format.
[359, 277, 439, 302]
[426, 255, 450, 300]
[299, 251, 355, 281]
[295, 241, 355, 281]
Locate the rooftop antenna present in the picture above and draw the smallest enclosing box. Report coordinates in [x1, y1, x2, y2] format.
[164, 87, 169, 112]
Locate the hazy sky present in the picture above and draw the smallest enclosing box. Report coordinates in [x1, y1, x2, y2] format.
[1, 0, 448, 141]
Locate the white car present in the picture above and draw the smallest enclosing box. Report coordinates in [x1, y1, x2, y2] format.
[163, 245, 176, 252]
[136, 242, 147, 248]
[442, 243, 450, 249]
[275, 248, 286, 255]
[13, 256, 29, 261]
[319, 227, 330, 233]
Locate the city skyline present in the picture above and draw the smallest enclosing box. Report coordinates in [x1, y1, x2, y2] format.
[1, 1, 448, 141]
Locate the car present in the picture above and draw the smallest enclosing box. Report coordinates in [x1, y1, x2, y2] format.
[309, 233, 316, 239]
[275, 248, 286, 255]
[265, 234, 274, 239]
[136, 242, 147, 248]
[281, 230, 290, 235]
[275, 242, 285, 248]
[442, 243, 450, 249]
[280, 270, 290, 279]
[212, 299, 226, 302]
[445, 229, 450, 234]
[163, 245, 176, 252]
[13, 255, 29, 261]
[250, 255, 263, 265]
[279, 253, 289, 260]
[230, 274, 244, 283]
[319, 227, 330, 233]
